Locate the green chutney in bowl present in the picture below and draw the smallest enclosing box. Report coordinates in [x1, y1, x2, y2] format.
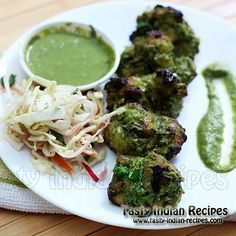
[20, 22, 120, 90]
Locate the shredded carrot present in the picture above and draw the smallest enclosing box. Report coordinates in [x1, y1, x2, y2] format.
[51, 154, 74, 174]
[82, 162, 99, 182]
[82, 151, 97, 157]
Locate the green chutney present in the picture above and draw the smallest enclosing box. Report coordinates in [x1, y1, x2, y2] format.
[197, 63, 236, 173]
[25, 25, 115, 86]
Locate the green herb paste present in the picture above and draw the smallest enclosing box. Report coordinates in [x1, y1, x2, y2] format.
[25, 25, 115, 86]
[197, 63, 236, 173]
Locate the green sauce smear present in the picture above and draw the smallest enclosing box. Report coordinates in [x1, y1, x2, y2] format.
[25, 25, 115, 86]
[197, 63, 236, 173]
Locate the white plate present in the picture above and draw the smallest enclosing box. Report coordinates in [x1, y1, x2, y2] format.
[1, 0, 236, 230]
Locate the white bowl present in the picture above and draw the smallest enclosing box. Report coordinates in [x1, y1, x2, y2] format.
[19, 21, 120, 91]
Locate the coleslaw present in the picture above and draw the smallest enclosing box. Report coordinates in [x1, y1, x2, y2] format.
[2, 76, 125, 181]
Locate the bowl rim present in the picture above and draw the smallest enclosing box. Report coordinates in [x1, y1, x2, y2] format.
[18, 21, 120, 91]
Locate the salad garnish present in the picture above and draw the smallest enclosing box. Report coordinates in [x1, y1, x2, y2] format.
[2, 76, 125, 181]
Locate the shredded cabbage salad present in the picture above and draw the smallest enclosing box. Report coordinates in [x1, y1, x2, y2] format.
[2, 76, 125, 181]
